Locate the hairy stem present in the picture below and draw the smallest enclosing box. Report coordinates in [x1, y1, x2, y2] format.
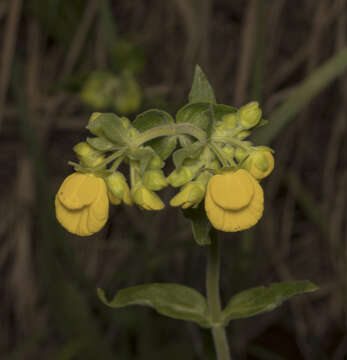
[206, 232, 231, 360]
[133, 123, 207, 147]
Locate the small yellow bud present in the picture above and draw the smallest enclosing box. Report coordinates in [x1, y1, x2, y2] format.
[222, 113, 238, 128]
[106, 172, 132, 205]
[239, 102, 262, 129]
[73, 142, 104, 168]
[170, 182, 205, 209]
[244, 150, 274, 180]
[143, 170, 167, 191]
[131, 185, 164, 210]
[167, 167, 193, 187]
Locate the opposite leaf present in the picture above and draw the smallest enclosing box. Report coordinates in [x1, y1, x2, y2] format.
[222, 280, 318, 325]
[189, 65, 216, 104]
[98, 283, 211, 328]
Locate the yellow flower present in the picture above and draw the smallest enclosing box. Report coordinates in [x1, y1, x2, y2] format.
[55, 172, 109, 236]
[131, 185, 164, 210]
[205, 169, 263, 232]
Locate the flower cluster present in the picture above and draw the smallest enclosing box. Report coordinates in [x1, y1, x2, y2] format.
[55, 100, 274, 236]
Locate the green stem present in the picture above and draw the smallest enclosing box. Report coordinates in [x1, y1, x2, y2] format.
[206, 232, 231, 360]
[133, 123, 207, 147]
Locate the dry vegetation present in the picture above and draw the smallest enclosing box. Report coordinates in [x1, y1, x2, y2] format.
[1, 0, 347, 359]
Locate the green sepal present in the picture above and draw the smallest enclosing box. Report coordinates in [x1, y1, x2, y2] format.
[222, 281, 318, 325]
[133, 109, 177, 159]
[86, 136, 119, 151]
[172, 142, 204, 170]
[97, 283, 211, 328]
[87, 113, 128, 146]
[177, 103, 237, 135]
[189, 65, 216, 104]
[182, 202, 211, 246]
[255, 118, 268, 128]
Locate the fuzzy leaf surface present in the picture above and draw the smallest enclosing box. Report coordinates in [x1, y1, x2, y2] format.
[98, 283, 211, 327]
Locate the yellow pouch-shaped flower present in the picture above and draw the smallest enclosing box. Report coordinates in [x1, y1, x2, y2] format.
[205, 169, 263, 232]
[55, 172, 109, 236]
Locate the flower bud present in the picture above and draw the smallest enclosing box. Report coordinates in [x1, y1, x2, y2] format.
[167, 167, 193, 187]
[170, 182, 205, 209]
[235, 147, 247, 163]
[243, 149, 274, 180]
[222, 145, 234, 159]
[236, 130, 251, 139]
[239, 102, 262, 129]
[120, 116, 131, 129]
[143, 170, 167, 191]
[148, 155, 165, 170]
[87, 112, 103, 136]
[73, 142, 104, 168]
[222, 113, 238, 128]
[106, 172, 132, 205]
[131, 185, 164, 210]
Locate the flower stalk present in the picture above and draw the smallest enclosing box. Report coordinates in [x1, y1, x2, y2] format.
[206, 232, 231, 360]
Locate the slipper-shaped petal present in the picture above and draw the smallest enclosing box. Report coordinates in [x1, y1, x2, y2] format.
[205, 170, 264, 232]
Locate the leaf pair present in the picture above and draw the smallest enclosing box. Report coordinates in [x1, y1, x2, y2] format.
[98, 281, 318, 328]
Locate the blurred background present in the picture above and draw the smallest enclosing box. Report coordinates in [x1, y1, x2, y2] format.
[1, 0, 347, 359]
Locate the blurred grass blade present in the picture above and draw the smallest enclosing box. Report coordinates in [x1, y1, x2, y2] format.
[252, 47, 347, 144]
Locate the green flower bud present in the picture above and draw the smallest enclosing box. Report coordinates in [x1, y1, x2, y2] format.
[222, 145, 234, 159]
[148, 155, 165, 170]
[106, 172, 132, 205]
[170, 182, 205, 209]
[143, 170, 167, 191]
[127, 127, 139, 138]
[235, 147, 247, 163]
[131, 185, 164, 210]
[120, 117, 131, 129]
[167, 167, 193, 187]
[222, 113, 238, 128]
[73, 142, 104, 168]
[239, 101, 262, 129]
[236, 130, 251, 139]
[81, 71, 118, 109]
[113, 75, 142, 114]
[87, 112, 103, 136]
[243, 149, 274, 180]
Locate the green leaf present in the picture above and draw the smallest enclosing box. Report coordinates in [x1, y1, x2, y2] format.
[97, 283, 211, 327]
[183, 203, 211, 246]
[172, 142, 204, 170]
[252, 47, 347, 144]
[222, 281, 318, 324]
[86, 136, 118, 151]
[189, 65, 216, 104]
[176, 103, 237, 134]
[133, 109, 177, 159]
[87, 113, 127, 145]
